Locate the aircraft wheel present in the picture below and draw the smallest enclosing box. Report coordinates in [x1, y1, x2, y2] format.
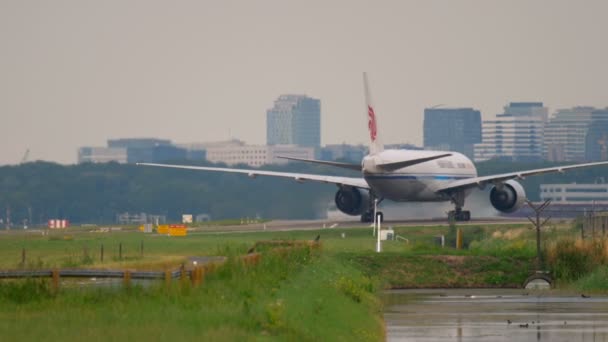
[376, 211, 384, 223]
[448, 210, 471, 222]
[361, 212, 373, 223]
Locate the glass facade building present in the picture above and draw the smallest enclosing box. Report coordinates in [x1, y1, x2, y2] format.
[544, 107, 595, 162]
[474, 102, 548, 162]
[266, 95, 321, 148]
[423, 108, 481, 159]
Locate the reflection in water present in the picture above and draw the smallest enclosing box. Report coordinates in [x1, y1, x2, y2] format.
[383, 289, 608, 342]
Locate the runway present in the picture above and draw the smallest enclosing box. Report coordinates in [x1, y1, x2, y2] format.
[191, 217, 531, 234]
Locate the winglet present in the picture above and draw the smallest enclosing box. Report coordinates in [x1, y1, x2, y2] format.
[364, 72, 384, 155]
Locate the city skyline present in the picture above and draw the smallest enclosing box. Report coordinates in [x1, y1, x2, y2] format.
[1, 1, 607, 165]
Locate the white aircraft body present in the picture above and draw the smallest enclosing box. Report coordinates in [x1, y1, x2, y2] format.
[139, 73, 608, 222]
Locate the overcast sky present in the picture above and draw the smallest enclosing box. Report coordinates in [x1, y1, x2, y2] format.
[1, 0, 606, 165]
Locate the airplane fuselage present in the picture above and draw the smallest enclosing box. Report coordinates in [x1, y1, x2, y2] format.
[362, 150, 477, 202]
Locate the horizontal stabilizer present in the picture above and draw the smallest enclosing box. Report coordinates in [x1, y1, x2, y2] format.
[377, 153, 452, 171]
[277, 156, 362, 171]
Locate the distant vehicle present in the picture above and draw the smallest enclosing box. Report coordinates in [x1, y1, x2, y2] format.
[139, 73, 608, 222]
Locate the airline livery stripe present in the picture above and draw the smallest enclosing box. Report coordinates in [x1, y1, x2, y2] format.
[366, 173, 477, 177]
[364, 175, 472, 180]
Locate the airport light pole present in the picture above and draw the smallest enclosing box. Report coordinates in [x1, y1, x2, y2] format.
[376, 198, 382, 253]
[376, 215, 382, 253]
[373, 198, 378, 237]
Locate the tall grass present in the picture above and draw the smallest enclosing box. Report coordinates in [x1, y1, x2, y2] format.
[469, 238, 536, 258]
[545, 238, 608, 282]
[573, 266, 608, 292]
[0, 243, 383, 341]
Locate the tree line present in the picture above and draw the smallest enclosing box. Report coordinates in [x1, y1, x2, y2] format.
[0, 159, 606, 226]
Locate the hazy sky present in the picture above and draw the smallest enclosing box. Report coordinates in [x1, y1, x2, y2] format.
[1, 0, 607, 165]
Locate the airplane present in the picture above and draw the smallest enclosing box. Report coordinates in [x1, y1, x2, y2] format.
[138, 73, 608, 223]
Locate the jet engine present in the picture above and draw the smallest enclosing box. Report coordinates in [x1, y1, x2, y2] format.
[335, 187, 369, 216]
[489, 180, 526, 213]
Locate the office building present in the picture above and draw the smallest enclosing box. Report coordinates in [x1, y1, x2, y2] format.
[320, 144, 368, 162]
[267, 95, 321, 148]
[585, 109, 608, 161]
[423, 107, 481, 159]
[474, 102, 548, 162]
[205, 142, 315, 167]
[544, 107, 595, 162]
[540, 183, 608, 205]
[78, 138, 201, 164]
[78, 147, 128, 164]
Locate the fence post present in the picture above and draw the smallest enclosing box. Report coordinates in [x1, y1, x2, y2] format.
[100, 244, 104, 262]
[191, 267, 198, 286]
[180, 263, 186, 286]
[119, 243, 122, 260]
[123, 270, 131, 287]
[52, 269, 60, 292]
[191, 267, 204, 287]
[165, 270, 172, 288]
[21, 248, 26, 267]
[456, 229, 463, 249]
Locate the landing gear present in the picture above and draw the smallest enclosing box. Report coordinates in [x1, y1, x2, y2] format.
[448, 191, 471, 222]
[361, 193, 384, 223]
[361, 211, 383, 223]
[448, 208, 471, 221]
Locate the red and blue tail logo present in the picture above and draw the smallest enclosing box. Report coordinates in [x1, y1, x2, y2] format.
[368, 105, 377, 142]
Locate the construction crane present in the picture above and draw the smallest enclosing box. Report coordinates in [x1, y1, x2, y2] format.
[20, 149, 29, 164]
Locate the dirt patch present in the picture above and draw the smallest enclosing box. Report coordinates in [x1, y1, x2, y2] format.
[493, 228, 526, 240]
[428, 255, 467, 267]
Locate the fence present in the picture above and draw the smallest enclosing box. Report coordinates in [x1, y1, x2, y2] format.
[0, 253, 261, 291]
[0, 239, 316, 292]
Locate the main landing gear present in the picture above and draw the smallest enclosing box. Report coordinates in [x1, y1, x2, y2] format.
[361, 195, 384, 223]
[449, 191, 471, 222]
[361, 211, 383, 223]
[448, 208, 471, 221]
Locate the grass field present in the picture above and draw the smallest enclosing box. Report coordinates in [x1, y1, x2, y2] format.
[0, 228, 384, 341]
[0, 224, 475, 269]
[0, 221, 606, 340]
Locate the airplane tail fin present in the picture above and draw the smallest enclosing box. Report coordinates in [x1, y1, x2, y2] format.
[364, 72, 384, 155]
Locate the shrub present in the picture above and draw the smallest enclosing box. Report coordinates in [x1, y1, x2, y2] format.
[0, 279, 53, 303]
[545, 238, 608, 281]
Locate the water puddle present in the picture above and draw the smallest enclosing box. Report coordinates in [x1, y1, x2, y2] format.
[384, 289, 608, 342]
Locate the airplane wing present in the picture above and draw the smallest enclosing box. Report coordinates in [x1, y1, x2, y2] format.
[436, 160, 608, 193]
[137, 163, 370, 189]
[278, 153, 452, 172]
[277, 156, 362, 171]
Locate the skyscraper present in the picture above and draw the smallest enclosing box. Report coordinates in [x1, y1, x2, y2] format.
[544, 107, 595, 162]
[474, 102, 548, 162]
[423, 107, 481, 159]
[266, 95, 321, 148]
